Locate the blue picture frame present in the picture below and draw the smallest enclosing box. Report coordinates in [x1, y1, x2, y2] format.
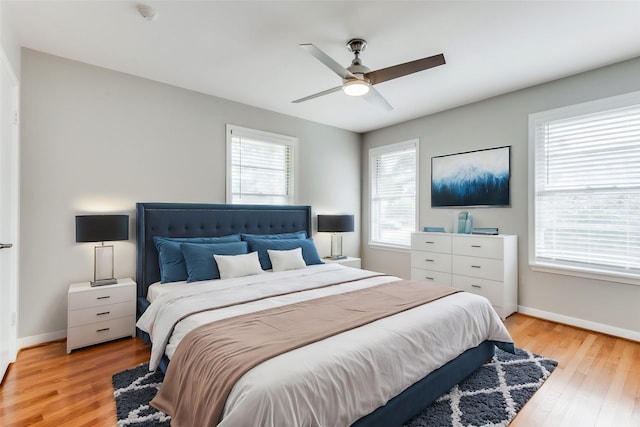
[431, 146, 510, 208]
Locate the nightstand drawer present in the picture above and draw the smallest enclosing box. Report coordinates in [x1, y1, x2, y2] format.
[411, 233, 451, 253]
[411, 268, 452, 285]
[452, 275, 503, 308]
[68, 285, 135, 310]
[68, 300, 135, 327]
[453, 255, 503, 281]
[67, 316, 135, 350]
[410, 251, 451, 273]
[453, 236, 504, 259]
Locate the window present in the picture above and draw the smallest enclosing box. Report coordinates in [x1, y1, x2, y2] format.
[529, 91, 640, 284]
[369, 140, 418, 248]
[226, 125, 297, 204]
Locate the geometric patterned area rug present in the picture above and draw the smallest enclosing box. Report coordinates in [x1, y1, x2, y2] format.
[112, 366, 169, 427]
[112, 347, 557, 427]
[404, 347, 557, 426]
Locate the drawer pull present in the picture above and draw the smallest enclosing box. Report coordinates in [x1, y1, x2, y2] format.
[425, 259, 434, 262]
[96, 311, 110, 316]
[96, 296, 111, 300]
[425, 277, 434, 280]
[471, 265, 482, 269]
[425, 241, 435, 244]
[471, 245, 482, 248]
[96, 328, 110, 332]
[471, 284, 482, 289]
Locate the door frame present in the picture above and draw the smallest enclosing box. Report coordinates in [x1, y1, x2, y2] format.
[0, 45, 20, 382]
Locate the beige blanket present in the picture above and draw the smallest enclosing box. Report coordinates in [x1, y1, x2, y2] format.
[151, 279, 459, 426]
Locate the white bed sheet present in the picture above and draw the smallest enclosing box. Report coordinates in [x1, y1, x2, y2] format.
[146, 280, 189, 303]
[137, 264, 513, 427]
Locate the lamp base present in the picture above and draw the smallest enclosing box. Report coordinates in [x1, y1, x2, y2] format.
[325, 255, 347, 260]
[91, 278, 118, 287]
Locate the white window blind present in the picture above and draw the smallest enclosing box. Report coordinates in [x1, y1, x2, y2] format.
[529, 92, 640, 282]
[370, 140, 418, 248]
[226, 125, 297, 204]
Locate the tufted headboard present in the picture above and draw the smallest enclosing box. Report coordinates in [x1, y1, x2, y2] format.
[136, 202, 312, 298]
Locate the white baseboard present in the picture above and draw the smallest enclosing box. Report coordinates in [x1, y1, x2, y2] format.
[17, 330, 66, 350]
[518, 306, 640, 342]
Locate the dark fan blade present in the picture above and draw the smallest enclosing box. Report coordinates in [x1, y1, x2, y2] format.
[366, 53, 445, 85]
[300, 44, 356, 80]
[292, 86, 343, 104]
[363, 87, 393, 111]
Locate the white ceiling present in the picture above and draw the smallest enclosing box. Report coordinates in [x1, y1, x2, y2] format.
[6, 1, 640, 133]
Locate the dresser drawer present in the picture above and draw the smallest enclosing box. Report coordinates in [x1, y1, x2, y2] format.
[410, 268, 452, 285]
[452, 255, 504, 281]
[410, 251, 451, 273]
[411, 233, 451, 253]
[67, 300, 135, 327]
[67, 316, 135, 350]
[68, 285, 135, 310]
[452, 275, 503, 308]
[452, 236, 504, 259]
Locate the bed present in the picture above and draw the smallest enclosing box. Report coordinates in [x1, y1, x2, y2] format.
[135, 202, 514, 427]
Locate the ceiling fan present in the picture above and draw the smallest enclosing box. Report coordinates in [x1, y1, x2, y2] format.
[292, 38, 446, 111]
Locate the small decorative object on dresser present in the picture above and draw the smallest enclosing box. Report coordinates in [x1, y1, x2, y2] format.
[67, 278, 136, 353]
[472, 227, 499, 235]
[411, 232, 517, 319]
[322, 256, 361, 269]
[423, 226, 446, 232]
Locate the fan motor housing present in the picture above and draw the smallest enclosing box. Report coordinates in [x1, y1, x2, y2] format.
[346, 38, 367, 54]
[347, 63, 371, 77]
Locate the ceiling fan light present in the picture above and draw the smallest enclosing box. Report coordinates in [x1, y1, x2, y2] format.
[343, 80, 370, 96]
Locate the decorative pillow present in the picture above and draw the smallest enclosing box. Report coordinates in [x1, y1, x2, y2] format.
[214, 251, 265, 279]
[240, 231, 307, 241]
[247, 238, 323, 270]
[153, 234, 241, 283]
[268, 247, 307, 272]
[180, 241, 248, 282]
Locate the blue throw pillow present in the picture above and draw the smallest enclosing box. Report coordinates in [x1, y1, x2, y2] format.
[181, 241, 249, 282]
[240, 231, 307, 241]
[247, 238, 323, 270]
[154, 234, 241, 283]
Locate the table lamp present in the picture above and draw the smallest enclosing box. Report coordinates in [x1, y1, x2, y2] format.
[75, 214, 129, 286]
[317, 214, 354, 260]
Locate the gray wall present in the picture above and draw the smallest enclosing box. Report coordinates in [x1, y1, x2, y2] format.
[362, 57, 640, 338]
[19, 49, 361, 341]
[0, 1, 20, 76]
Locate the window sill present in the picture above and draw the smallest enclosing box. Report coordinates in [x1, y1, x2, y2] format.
[530, 261, 640, 286]
[367, 243, 411, 253]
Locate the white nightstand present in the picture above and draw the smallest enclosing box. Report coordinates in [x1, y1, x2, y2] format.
[67, 278, 137, 354]
[323, 256, 361, 269]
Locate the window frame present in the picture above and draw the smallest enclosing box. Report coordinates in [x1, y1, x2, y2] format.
[528, 91, 640, 286]
[368, 139, 419, 250]
[226, 124, 298, 205]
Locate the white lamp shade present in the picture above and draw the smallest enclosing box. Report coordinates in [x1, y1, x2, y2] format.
[343, 80, 370, 96]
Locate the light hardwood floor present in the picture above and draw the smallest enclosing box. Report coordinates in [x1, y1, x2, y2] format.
[0, 314, 638, 426]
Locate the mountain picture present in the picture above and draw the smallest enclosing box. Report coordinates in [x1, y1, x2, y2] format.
[431, 146, 510, 207]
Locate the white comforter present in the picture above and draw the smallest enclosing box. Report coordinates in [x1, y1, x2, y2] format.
[137, 264, 513, 427]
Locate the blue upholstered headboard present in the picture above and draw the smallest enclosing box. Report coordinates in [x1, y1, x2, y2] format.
[136, 202, 312, 298]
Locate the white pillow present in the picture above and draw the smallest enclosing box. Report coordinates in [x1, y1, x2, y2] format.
[214, 251, 264, 279]
[268, 247, 307, 272]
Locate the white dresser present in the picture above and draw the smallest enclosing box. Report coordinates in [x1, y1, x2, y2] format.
[411, 232, 517, 319]
[67, 278, 136, 353]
